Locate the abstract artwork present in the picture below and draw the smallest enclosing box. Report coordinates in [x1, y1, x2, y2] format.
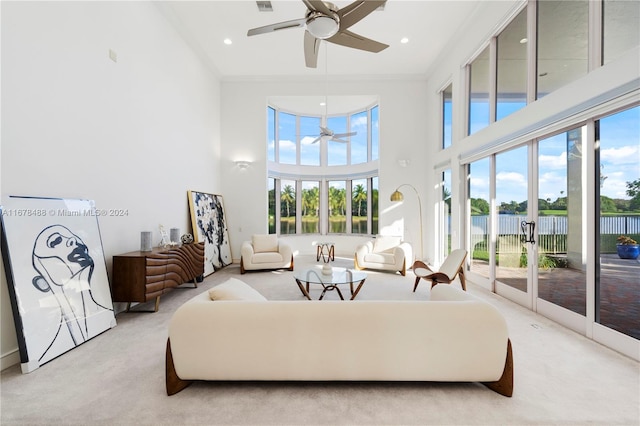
[0, 196, 116, 373]
[187, 191, 232, 276]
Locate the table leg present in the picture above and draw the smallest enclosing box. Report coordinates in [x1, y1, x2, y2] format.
[319, 284, 344, 300]
[350, 279, 366, 300]
[295, 278, 312, 300]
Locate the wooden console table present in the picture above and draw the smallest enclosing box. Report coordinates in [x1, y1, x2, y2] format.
[111, 242, 204, 312]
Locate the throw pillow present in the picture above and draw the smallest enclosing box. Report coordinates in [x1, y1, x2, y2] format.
[252, 234, 278, 253]
[373, 235, 402, 253]
[208, 277, 267, 301]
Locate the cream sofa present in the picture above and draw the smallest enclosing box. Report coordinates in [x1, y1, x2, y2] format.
[354, 235, 413, 276]
[240, 234, 293, 274]
[166, 279, 513, 397]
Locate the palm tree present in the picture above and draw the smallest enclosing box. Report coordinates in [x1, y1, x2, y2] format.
[352, 184, 367, 216]
[281, 185, 295, 217]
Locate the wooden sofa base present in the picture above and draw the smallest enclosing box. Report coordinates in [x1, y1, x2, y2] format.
[166, 338, 513, 397]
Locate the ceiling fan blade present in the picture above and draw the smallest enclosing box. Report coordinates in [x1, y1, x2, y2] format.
[330, 137, 349, 143]
[247, 18, 306, 36]
[338, 0, 387, 31]
[303, 0, 334, 16]
[304, 31, 321, 68]
[319, 126, 332, 135]
[311, 136, 322, 144]
[327, 29, 388, 53]
[333, 131, 357, 138]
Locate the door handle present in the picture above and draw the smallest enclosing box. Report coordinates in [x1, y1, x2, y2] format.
[521, 220, 536, 244]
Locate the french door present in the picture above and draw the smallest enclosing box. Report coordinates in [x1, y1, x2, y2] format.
[467, 129, 587, 320]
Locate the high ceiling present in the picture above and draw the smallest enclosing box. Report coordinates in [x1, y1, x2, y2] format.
[157, 1, 483, 79]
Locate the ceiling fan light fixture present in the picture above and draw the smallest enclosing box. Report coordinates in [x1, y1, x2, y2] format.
[306, 13, 339, 39]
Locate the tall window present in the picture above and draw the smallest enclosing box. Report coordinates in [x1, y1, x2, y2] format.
[469, 158, 491, 278]
[351, 111, 368, 164]
[596, 106, 640, 339]
[496, 8, 527, 120]
[327, 116, 348, 166]
[301, 181, 319, 234]
[278, 112, 296, 164]
[328, 181, 346, 234]
[268, 103, 379, 235]
[351, 179, 368, 234]
[442, 84, 453, 149]
[280, 180, 296, 234]
[537, 0, 589, 99]
[371, 106, 379, 161]
[469, 46, 490, 135]
[300, 116, 320, 166]
[268, 107, 275, 161]
[603, 0, 640, 65]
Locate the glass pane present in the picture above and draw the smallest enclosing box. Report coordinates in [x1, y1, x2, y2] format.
[443, 84, 453, 149]
[538, 128, 586, 315]
[495, 146, 528, 292]
[372, 177, 379, 235]
[328, 181, 346, 234]
[268, 178, 275, 234]
[443, 169, 452, 255]
[469, 46, 490, 135]
[537, 0, 589, 99]
[280, 180, 296, 234]
[371, 106, 379, 161]
[597, 106, 640, 339]
[278, 111, 297, 164]
[469, 158, 491, 278]
[301, 181, 319, 234]
[300, 116, 320, 166]
[496, 9, 527, 120]
[351, 179, 368, 234]
[351, 111, 368, 164]
[327, 116, 347, 166]
[603, 0, 640, 65]
[267, 107, 275, 162]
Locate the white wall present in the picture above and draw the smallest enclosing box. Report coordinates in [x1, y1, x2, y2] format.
[1, 2, 220, 369]
[220, 77, 429, 259]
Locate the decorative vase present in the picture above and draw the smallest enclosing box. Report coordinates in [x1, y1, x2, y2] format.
[322, 264, 333, 275]
[616, 244, 640, 260]
[140, 231, 152, 252]
[181, 233, 194, 244]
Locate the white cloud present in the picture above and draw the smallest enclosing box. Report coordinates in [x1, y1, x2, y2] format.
[279, 139, 296, 151]
[601, 145, 639, 165]
[539, 152, 567, 169]
[496, 171, 527, 187]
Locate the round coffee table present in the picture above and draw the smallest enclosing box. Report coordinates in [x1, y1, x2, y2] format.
[293, 266, 367, 300]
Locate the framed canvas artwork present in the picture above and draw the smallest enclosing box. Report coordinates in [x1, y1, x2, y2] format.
[187, 191, 232, 276]
[0, 196, 116, 373]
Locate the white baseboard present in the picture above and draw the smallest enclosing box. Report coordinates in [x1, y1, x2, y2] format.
[1, 348, 20, 372]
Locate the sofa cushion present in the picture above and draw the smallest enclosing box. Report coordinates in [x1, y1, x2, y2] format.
[364, 252, 396, 265]
[252, 234, 278, 253]
[373, 235, 402, 253]
[208, 277, 267, 301]
[252, 252, 283, 264]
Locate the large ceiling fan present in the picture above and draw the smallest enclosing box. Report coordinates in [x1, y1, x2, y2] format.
[247, 0, 389, 68]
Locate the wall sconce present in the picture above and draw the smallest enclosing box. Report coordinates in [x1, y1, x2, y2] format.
[397, 159, 410, 167]
[235, 160, 251, 169]
[390, 183, 423, 261]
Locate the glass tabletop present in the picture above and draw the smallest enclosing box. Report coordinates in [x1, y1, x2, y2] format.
[293, 266, 367, 285]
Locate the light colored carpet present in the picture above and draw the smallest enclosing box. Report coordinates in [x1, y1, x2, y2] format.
[1, 255, 638, 425]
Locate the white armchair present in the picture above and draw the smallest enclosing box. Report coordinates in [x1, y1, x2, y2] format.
[240, 234, 294, 274]
[354, 235, 413, 276]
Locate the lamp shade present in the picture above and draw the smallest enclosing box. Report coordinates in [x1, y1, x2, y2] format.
[390, 190, 404, 202]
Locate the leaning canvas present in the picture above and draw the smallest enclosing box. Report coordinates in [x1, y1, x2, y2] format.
[187, 191, 232, 276]
[0, 196, 116, 373]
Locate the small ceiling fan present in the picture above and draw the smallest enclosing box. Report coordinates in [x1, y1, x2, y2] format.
[310, 125, 356, 144]
[247, 0, 388, 68]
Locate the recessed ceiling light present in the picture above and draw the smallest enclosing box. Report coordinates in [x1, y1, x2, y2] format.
[223, 38, 232, 45]
[520, 38, 528, 44]
[320, 102, 326, 106]
[400, 37, 409, 44]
